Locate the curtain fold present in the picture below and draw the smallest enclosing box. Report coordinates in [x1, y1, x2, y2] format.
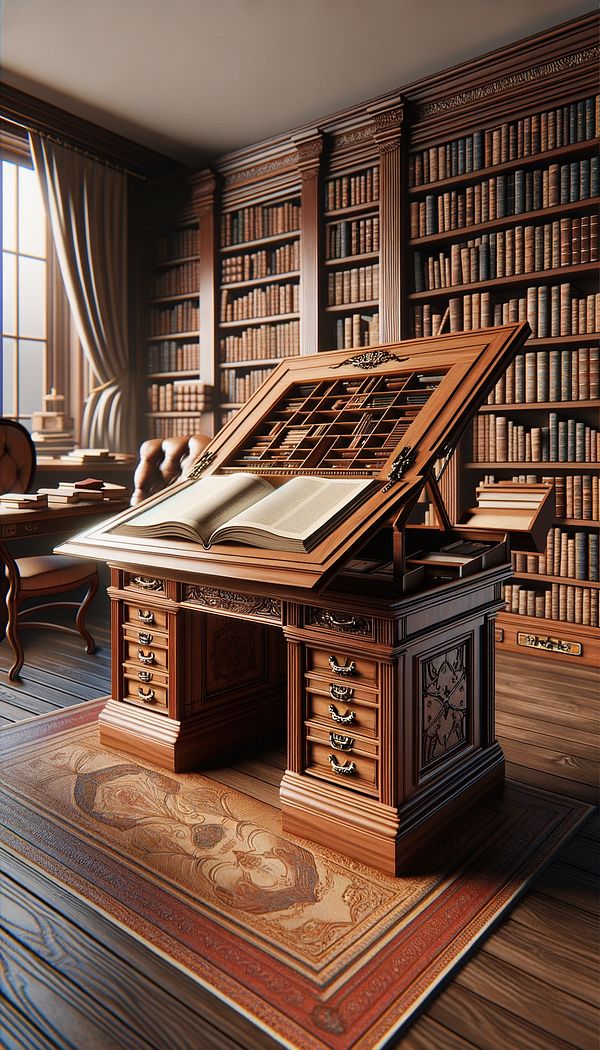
[29, 133, 135, 452]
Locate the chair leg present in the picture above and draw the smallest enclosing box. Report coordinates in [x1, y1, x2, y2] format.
[6, 592, 24, 682]
[75, 574, 99, 654]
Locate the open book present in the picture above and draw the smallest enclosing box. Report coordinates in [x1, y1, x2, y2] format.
[117, 472, 377, 552]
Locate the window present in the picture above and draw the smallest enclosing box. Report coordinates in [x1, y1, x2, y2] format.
[1, 157, 48, 426]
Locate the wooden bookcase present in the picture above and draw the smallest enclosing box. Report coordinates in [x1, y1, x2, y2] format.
[138, 12, 598, 663]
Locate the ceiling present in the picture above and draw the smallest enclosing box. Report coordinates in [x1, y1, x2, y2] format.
[1, 0, 593, 165]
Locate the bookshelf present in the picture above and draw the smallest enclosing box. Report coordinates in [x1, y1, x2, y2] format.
[323, 163, 381, 349]
[217, 194, 302, 428]
[407, 81, 599, 665]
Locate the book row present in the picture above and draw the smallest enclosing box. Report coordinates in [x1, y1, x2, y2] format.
[327, 263, 379, 306]
[148, 415, 206, 439]
[151, 261, 200, 299]
[472, 413, 599, 463]
[486, 347, 599, 404]
[410, 157, 599, 237]
[221, 242, 300, 284]
[335, 312, 380, 350]
[219, 321, 300, 361]
[479, 473, 599, 522]
[325, 167, 379, 211]
[326, 216, 380, 259]
[148, 303, 200, 337]
[221, 201, 301, 247]
[147, 342, 200, 374]
[412, 287, 600, 338]
[503, 581, 599, 626]
[220, 283, 299, 322]
[154, 226, 199, 264]
[148, 382, 211, 413]
[514, 527, 599, 582]
[413, 215, 599, 290]
[220, 366, 275, 405]
[409, 95, 599, 187]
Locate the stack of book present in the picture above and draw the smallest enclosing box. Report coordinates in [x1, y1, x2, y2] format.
[60, 449, 116, 464]
[0, 492, 48, 510]
[38, 479, 128, 505]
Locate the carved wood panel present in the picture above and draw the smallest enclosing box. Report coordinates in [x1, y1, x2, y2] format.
[420, 642, 469, 769]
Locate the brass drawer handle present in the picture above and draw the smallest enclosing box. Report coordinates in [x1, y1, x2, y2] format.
[328, 755, 356, 775]
[328, 704, 356, 725]
[328, 656, 356, 677]
[329, 683, 354, 702]
[137, 648, 155, 665]
[137, 670, 153, 683]
[329, 732, 354, 752]
[138, 630, 153, 645]
[137, 609, 155, 624]
[137, 688, 156, 703]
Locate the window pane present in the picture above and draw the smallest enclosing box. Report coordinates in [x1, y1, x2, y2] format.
[18, 339, 45, 417]
[18, 256, 46, 338]
[18, 166, 46, 257]
[2, 337, 16, 415]
[2, 251, 17, 335]
[2, 161, 17, 252]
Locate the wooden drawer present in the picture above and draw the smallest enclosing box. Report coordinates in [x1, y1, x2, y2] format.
[123, 574, 167, 596]
[123, 679, 168, 713]
[125, 640, 168, 671]
[123, 622, 169, 649]
[123, 661, 169, 690]
[124, 603, 169, 630]
[305, 687, 378, 738]
[305, 646, 378, 685]
[305, 724, 379, 796]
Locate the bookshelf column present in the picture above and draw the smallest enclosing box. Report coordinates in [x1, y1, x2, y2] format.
[369, 96, 405, 344]
[293, 130, 323, 357]
[192, 170, 218, 435]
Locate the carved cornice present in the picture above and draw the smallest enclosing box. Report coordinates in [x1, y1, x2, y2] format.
[418, 45, 599, 119]
[293, 131, 323, 183]
[191, 170, 217, 213]
[368, 97, 405, 156]
[184, 585, 282, 622]
[335, 126, 374, 148]
[224, 154, 295, 188]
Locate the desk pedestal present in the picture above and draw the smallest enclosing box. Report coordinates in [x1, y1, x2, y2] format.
[100, 564, 508, 875]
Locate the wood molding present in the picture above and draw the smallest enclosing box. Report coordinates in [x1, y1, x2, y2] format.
[0, 81, 178, 177]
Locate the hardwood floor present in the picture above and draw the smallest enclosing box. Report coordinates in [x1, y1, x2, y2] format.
[0, 604, 597, 1050]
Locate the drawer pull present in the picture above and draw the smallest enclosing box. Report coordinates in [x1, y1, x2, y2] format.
[137, 648, 155, 665]
[137, 688, 156, 703]
[328, 704, 356, 725]
[329, 683, 354, 702]
[328, 656, 356, 677]
[137, 670, 153, 683]
[138, 630, 153, 645]
[137, 609, 155, 625]
[328, 755, 356, 776]
[329, 732, 354, 752]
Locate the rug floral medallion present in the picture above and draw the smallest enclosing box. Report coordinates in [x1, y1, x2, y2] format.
[0, 701, 591, 1049]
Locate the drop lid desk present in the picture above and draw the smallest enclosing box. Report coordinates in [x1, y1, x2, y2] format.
[59, 323, 554, 874]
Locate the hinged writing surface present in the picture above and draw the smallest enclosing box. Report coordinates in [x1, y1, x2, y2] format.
[58, 323, 530, 592]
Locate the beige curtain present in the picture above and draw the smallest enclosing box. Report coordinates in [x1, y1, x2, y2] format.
[29, 132, 135, 452]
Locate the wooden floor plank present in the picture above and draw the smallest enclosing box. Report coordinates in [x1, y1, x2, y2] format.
[482, 919, 598, 1004]
[511, 890, 599, 963]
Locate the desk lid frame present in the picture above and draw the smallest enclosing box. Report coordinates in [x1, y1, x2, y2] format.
[60, 324, 530, 592]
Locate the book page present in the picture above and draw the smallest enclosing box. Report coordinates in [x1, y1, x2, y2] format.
[118, 473, 273, 542]
[211, 476, 375, 549]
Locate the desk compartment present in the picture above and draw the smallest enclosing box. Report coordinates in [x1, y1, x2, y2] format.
[123, 622, 169, 649]
[305, 683, 379, 738]
[124, 639, 168, 670]
[123, 661, 169, 690]
[123, 677, 168, 712]
[305, 646, 378, 685]
[124, 603, 169, 630]
[305, 725, 379, 795]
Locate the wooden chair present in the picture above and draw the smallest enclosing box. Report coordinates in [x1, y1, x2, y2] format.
[0, 425, 212, 681]
[0, 419, 99, 681]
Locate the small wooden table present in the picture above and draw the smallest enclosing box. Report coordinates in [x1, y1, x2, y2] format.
[0, 499, 129, 677]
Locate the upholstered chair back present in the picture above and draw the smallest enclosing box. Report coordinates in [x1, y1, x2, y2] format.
[130, 434, 212, 506]
[0, 419, 36, 495]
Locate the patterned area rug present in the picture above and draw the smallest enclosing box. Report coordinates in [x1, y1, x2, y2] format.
[0, 701, 591, 1050]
